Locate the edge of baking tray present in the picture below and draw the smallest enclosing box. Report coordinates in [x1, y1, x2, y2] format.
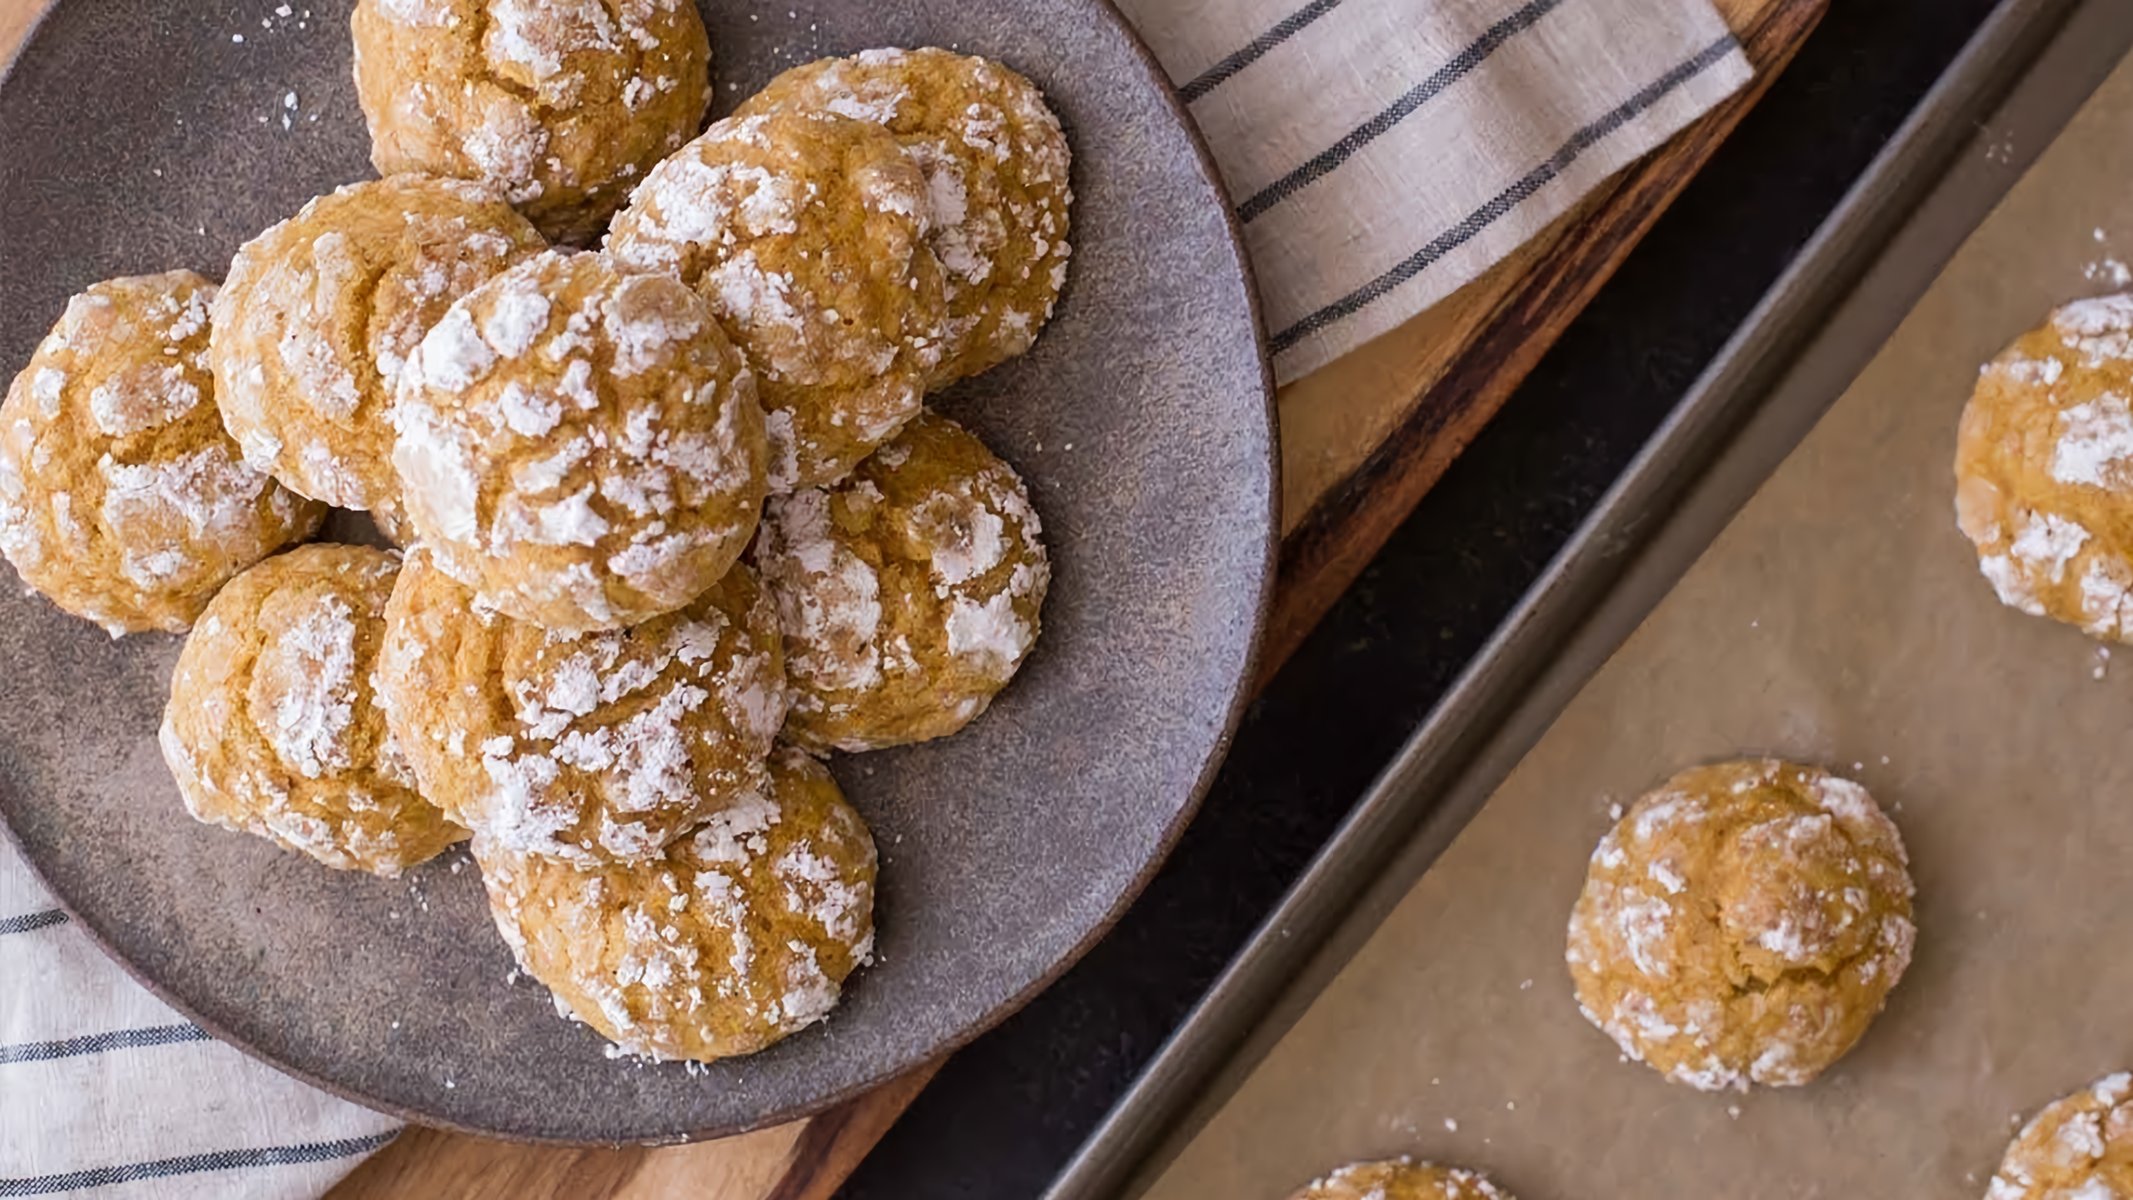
[1043, 0, 2129, 1195]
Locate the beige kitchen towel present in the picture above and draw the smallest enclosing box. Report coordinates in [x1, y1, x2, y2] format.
[0, 836, 399, 1197]
[1116, 0, 1754, 383]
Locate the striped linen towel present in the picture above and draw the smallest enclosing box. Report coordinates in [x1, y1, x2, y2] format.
[1121, 0, 1754, 382]
[0, 836, 398, 1197]
[0, 2, 1751, 1195]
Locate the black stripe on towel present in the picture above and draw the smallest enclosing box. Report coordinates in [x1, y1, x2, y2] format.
[0, 909, 67, 936]
[1238, 0, 1566, 223]
[1269, 32, 1741, 356]
[0, 1132, 399, 1196]
[1179, 0, 1347, 104]
[0, 1022, 212, 1065]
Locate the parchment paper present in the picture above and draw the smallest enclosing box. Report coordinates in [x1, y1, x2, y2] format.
[1138, 43, 2133, 1200]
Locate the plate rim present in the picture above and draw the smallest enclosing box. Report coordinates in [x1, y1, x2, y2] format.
[0, 0, 1278, 1145]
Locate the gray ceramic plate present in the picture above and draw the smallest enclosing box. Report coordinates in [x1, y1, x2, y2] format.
[0, 0, 1272, 1144]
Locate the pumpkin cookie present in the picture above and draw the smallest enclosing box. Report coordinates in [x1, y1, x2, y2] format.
[0, 271, 324, 635]
[351, 0, 713, 244]
[475, 746, 876, 1062]
[1288, 1158, 1513, 1200]
[159, 544, 463, 876]
[1957, 293, 2133, 641]
[607, 110, 948, 491]
[212, 175, 545, 515]
[1565, 759, 1916, 1091]
[1987, 1072, 2133, 1199]
[377, 546, 786, 864]
[755, 412, 1047, 752]
[390, 250, 765, 632]
[740, 47, 1072, 385]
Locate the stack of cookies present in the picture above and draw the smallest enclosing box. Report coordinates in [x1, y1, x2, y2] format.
[0, 0, 1071, 1065]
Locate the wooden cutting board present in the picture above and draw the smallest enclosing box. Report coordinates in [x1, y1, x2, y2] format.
[0, 0, 1823, 1193]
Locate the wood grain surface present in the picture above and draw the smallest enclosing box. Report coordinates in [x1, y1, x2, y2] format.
[0, 0, 1820, 1195]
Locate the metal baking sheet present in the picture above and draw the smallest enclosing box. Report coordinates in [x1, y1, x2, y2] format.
[1045, 0, 2133, 1195]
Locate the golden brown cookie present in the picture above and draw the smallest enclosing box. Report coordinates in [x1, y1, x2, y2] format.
[474, 746, 876, 1061]
[212, 175, 545, 515]
[1565, 759, 1916, 1091]
[606, 110, 947, 491]
[1288, 1158, 1513, 1200]
[1958, 294, 2133, 641]
[159, 544, 464, 875]
[740, 47, 1072, 386]
[350, 0, 713, 244]
[1988, 1072, 2133, 1199]
[390, 250, 765, 632]
[0, 271, 324, 635]
[377, 546, 787, 864]
[755, 412, 1047, 752]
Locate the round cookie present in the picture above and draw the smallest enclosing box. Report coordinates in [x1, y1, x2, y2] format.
[755, 412, 1048, 752]
[739, 47, 1072, 386]
[377, 546, 787, 864]
[212, 175, 546, 514]
[1987, 1072, 2133, 1199]
[1565, 759, 1916, 1092]
[0, 271, 325, 635]
[159, 544, 464, 876]
[474, 745, 877, 1061]
[1957, 293, 2133, 641]
[350, 0, 713, 244]
[606, 110, 948, 491]
[390, 249, 766, 632]
[1288, 1158, 1513, 1200]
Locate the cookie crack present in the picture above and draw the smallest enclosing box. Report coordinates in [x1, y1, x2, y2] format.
[1723, 911, 1895, 997]
[461, 1, 545, 109]
[344, 258, 395, 431]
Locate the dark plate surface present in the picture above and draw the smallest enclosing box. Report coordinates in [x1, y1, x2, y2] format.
[0, 0, 1272, 1144]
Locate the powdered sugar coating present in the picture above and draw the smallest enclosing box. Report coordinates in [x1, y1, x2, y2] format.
[378, 547, 787, 864]
[607, 110, 948, 491]
[740, 47, 1073, 385]
[392, 251, 767, 632]
[1987, 1073, 2133, 1199]
[1287, 1156, 1513, 1200]
[1565, 759, 1915, 1092]
[756, 412, 1048, 752]
[474, 746, 876, 1062]
[0, 272, 323, 635]
[161, 544, 464, 876]
[1959, 295, 2133, 642]
[351, 0, 713, 243]
[212, 175, 545, 513]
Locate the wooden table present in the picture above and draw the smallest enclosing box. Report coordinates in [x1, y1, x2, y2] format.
[0, 0, 1825, 1193]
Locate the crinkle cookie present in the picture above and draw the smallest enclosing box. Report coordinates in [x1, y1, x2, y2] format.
[1288, 1159, 1514, 1200]
[159, 544, 464, 876]
[1958, 293, 2133, 642]
[474, 746, 876, 1061]
[755, 412, 1047, 752]
[377, 546, 787, 864]
[0, 271, 324, 635]
[1987, 1072, 2133, 1199]
[212, 175, 545, 514]
[390, 250, 766, 632]
[606, 110, 948, 491]
[740, 47, 1072, 386]
[351, 0, 713, 244]
[1565, 759, 1916, 1092]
